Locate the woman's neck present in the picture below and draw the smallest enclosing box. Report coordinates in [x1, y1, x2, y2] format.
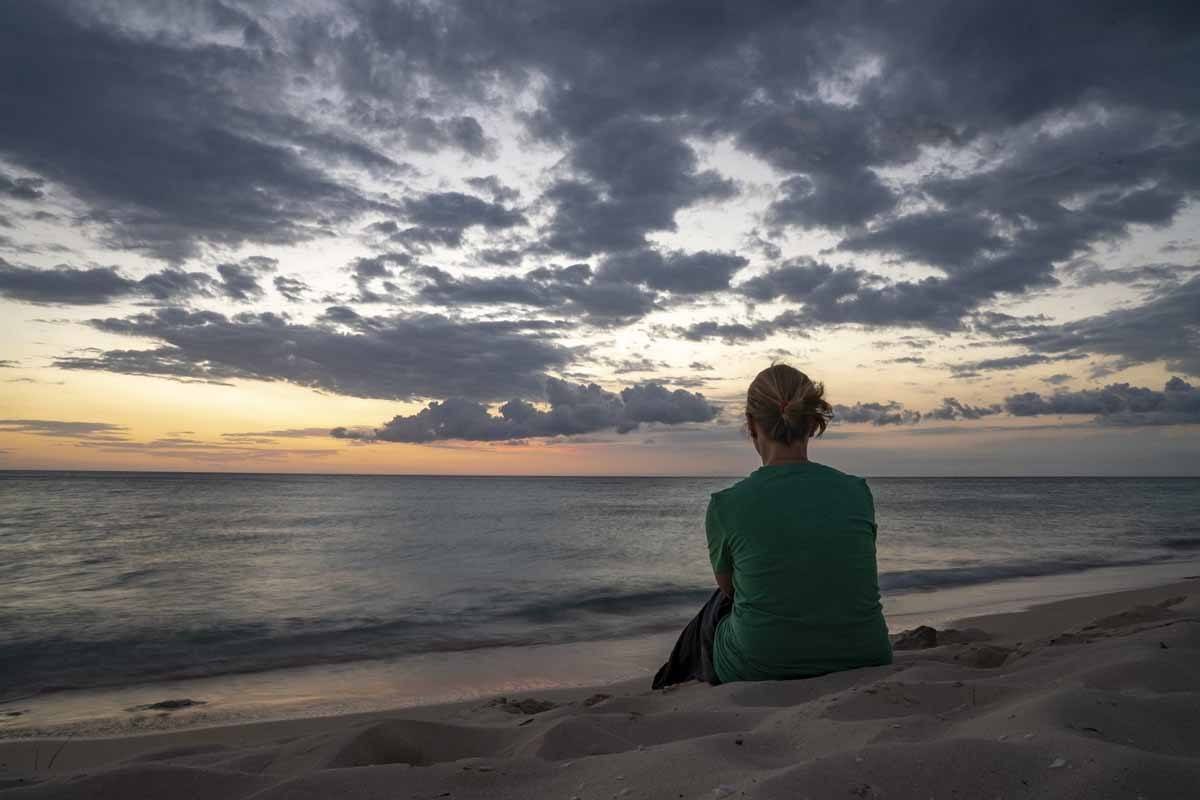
[757, 439, 810, 466]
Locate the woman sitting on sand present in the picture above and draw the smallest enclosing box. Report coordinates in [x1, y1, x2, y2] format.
[654, 364, 892, 687]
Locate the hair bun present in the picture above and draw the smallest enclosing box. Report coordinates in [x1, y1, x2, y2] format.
[746, 363, 834, 444]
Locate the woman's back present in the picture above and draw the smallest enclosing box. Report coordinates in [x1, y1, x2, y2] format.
[707, 461, 892, 682]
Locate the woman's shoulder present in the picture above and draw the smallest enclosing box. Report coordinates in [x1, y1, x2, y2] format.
[721, 463, 871, 500]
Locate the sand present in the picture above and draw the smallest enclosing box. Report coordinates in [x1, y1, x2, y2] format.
[2, 577, 1198, 799]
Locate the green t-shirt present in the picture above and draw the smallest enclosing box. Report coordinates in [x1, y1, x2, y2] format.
[707, 462, 892, 683]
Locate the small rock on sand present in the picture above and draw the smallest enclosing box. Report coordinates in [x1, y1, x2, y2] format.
[584, 693, 612, 707]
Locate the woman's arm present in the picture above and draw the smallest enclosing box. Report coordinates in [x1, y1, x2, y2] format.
[714, 572, 734, 599]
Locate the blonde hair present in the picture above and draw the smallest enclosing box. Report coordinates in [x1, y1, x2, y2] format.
[746, 363, 833, 444]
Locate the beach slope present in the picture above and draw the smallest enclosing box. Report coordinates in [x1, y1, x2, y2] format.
[2, 578, 1198, 799]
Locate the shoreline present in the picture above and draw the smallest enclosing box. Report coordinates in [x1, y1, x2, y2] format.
[2, 574, 1199, 798]
[2, 557, 1198, 741]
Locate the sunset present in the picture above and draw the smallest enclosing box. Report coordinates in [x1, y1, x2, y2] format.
[2, 3, 1198, 798]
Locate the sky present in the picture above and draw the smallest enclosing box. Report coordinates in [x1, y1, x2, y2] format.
[1, 0, 1199, 476]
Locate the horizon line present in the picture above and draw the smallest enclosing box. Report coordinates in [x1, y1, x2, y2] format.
[1, 468, 1198, 480]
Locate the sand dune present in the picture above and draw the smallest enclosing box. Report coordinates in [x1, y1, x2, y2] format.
[2, 578, 1198, 799]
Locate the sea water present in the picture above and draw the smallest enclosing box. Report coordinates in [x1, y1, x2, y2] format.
[2, 472, 1198, 705]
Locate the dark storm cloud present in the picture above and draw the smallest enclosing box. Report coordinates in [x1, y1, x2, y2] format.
[0, 258, 215, 305]
[345, 99, 497, 157]
[840, 211, 1006, 272]
[675, 318, 774, 344]
[605, 357, 668, 375]
[216, 256, 277, 302]
[478, 248, 524, 267]
[0, 259, 136, 305]
[347, 252, 413, 302]
[5, 0, 1199, 389]
[466, 176, 520, 204]
[408, 263, 659, 323]
[596, 249, 748, 294]
[0, 3, 392, 260]
[1061, 260, 1200, 289]
[408, 115, 494, 156]
[737, 259, 860, 303]
[1005, 378, 1200, 426]
[402, 192, 525, 235]
[1010, 276, 1200, 376]
[766, 171, 895, 230]
[949, 352, 1087, 377]
[539, 117, 736, 258]
[136, 269, 218, 302]
[0, 173, 45, 201]
[54, 306, 575, 401]
[371, 189, 527, 252]
[333, 377, 719, 443]
[734, 259, 976, 331]
[0, 419, 129, 441]
[273, 275, 309, 302]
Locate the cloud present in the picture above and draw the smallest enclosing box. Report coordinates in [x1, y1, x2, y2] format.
[674, 318, 776, 345]
[216, 256, 277, 302]
[0, 419, 129, 441]
[381, 191, 526, 250]
[1011, 276, 1200, 376]
[220, 427, 334, 444]
[1005, 378, 1200, 426]
[596, 249, 748, 294]
[735, 259, 976, 331]
[408, 263, 659, 324]
[0, 259, 134, 304]
[0, 172, 45, 200]
[465, 176, 520, 204]
[949, 352, 1087, 377]
[605, 357, 668, 374]
[334, 377, 719, 443]
[273, 275, 309, 302]
[1061, 260, 1200, 289]
[0, 257, 219, 304]
[924, 398, 1002, 421]
[348, 252, 414, 302]
[81, 436, 338, 462]
[833, 402, 921, 426]
[0, 3, 393, 260]
[539, 117, 736, 258]
[54, 306, 576, 401]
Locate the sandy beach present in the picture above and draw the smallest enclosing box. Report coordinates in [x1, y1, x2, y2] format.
[2, 576, 1198, 799]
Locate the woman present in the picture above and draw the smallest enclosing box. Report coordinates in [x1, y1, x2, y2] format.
[653, 364, 892, 688]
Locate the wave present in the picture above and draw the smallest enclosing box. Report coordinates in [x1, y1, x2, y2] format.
[1161, 536, 1200, 551]
[878, 554, 1181, 592]
[7, 553, 1200, 700]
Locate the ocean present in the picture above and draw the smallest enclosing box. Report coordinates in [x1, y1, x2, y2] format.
[2, 471, 1199, 709]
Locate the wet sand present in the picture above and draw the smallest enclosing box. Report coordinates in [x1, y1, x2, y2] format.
[2, 576, 1198, 798]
